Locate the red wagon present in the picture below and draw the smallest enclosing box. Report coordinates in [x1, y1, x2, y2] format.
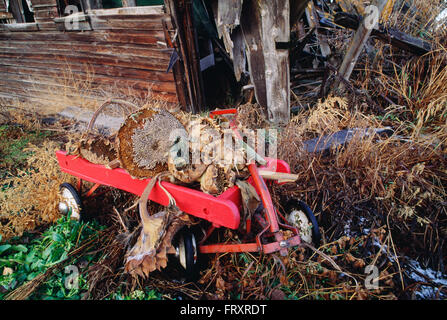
[55, 110, 320, 276]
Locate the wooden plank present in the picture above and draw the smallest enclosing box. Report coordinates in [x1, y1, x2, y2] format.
[36, 22, 58, 30]
[161, 16, 188, 108]
[33, 7, 59, 20]
[0, 70, 177, 93]
[215, 0, 246, 82]
[165, 0, 197, 112]
[0, 41, 171, 61]
[231, 26, 245, 82]
[337, 0, 388, 88]
[216, 0, 243, 54]
[89, 6, 165, 16]
[89, 17, 168, 31]
[0, 23, 39, 32]
[0, 77, 178, 102]
[0, 57, 175, 82]
[29, 0, 57, 6]
[0, 51, 170, 72]
[0, 63, 174, 87]
[0, 30, 166, 46]
[89, 13, 169, 21]
[0, 90, 97, 104]
[32, 3, 58, 8]
[333, 12, 432, 56]
[0, 82, 179, 103]
[240, 0, 267, 108]
[0, 44, 170, 63]
[183, 0, 205, 111]
[259, 0, 290, 125]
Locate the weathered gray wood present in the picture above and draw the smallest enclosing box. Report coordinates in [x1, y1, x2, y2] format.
[231, 26, 245, 82]
[0, 7, 179, 105]
[212, 0, 246, 81]
[54, 13, 93, 31]
[31, 3, 58, 8]
[216, 0, 243, 55]
[0, 23, 39, 32]
[259, 0, 290, 125]
[90, 6, 165, 15]
[89, 17, 169, 31]
[240, 0, 267, 108]
[216, 0, 242, 35]
[332, 12, 432, 56]
[337, 0, 388, 88]
[164, 0, 200, 112]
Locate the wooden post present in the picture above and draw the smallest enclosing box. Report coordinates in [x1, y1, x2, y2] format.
[164, 0, 202, 113]
[259, 0, 290, 125]
[337, 0, 388, 88]
[162, 17, 189, 108]
[216, 0, 245, 81]
[240, 0, 268, 108]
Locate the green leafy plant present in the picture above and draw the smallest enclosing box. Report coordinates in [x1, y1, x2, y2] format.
[0, 215, 104, 300]
[110, 288, 162, 300]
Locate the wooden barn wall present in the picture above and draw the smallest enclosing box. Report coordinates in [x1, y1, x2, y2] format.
[0, 4, 180, 105]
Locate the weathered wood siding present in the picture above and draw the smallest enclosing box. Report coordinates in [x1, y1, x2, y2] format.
[0, 0, 6, 12]
[0, 5, 179, 104]
[32, 0, 59, 30]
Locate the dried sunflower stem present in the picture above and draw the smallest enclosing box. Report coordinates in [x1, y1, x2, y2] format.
[86, 98, 138, 134]
[113, 206, 128, 233]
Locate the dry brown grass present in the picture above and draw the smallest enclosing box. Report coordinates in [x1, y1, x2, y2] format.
[0, 140, 75, 239]
[2, 62, 175, 118]
[377, 48, 447, 133]
[385, 0, 447, 39]
[229, 94, 447, 299]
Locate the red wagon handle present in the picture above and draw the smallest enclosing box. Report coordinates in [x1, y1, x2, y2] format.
[209, 108, 238, 119]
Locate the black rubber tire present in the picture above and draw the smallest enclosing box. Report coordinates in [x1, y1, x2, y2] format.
[182, 230, 197, 281]
[294, 200, 321, 246]
[59, 183, 83, 220]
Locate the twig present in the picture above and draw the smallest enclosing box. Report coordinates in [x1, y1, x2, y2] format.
[300, 242, 360, 293]
[113, 206, 128, 233]
[386, 212, 405, 291]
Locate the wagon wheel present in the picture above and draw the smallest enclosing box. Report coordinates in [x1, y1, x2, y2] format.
[58, 183, 83, 221]
[174, 227, 199, 281]
[285, 200, 321, 246]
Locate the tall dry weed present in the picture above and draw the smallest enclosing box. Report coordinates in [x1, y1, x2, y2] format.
[0, 141, 75, 239]
[276, 96, 446, 264]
